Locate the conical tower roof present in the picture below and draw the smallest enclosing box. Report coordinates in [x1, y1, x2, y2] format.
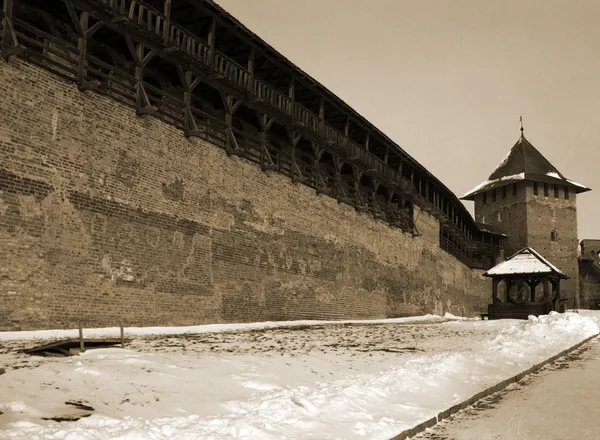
[462, 133, 590, 200]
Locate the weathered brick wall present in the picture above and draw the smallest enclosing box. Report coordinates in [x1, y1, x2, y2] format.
[579, 261, 600, 309]
[0, 59, 489, 331]
[473, 182, 528, 256]
[579, 240, 600, 308]
[523, 183, 580, 307]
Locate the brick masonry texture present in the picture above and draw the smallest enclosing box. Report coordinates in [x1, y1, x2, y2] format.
[0, 59, 488, 331]
[474, 182, 580, 308]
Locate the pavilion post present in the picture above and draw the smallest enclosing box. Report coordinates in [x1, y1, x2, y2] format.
[505, 279, 512, 302]
[528, 280, 537, 302]
[542, 277, 550, 301]
[492, 278, 499, 303]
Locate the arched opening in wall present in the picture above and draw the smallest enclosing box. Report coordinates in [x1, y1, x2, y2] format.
[551, 230, 558, 242]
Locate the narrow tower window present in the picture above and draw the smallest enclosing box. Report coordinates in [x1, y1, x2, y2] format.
[482, 192, 487, 204]
[564, 186, 569, 200]
[502, 186, 507, 199]
[533, 182, 538, 195]
[513, 183, 517, 196]
[492, 189, 496, 202]
[550, 230, 558, 242]
[543, 183, 549, 197]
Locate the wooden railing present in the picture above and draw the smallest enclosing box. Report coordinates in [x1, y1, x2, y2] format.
[167, 26, 210, 62]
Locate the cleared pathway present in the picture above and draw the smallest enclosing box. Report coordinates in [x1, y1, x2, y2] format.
[415, 337, 600, 440]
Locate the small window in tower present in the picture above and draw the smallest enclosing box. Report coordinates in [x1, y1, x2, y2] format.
[550, 230, 558, 242]
[482, 216, 486, 224]
[498, 212, 502, 222]
[564, 186, 569, 200]
[533, 182, 539, 195]
[554, 184, 559, 198]
[502, 186, 507, 199]
[544, 183, 549, 197]
[513, 183, 517, 196]
[492, 189, 497, 202]
[482, 192, 487, 204]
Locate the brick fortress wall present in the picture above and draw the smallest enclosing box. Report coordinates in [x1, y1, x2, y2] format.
[579, 240, 600, 309]
[0, 59, 488, 331]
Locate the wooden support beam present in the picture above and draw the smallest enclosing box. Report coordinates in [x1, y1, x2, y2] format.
[352, 166, 364, 207]
[76, 11, 89, 84]
[177, 66, 203, 137]
[312, 142, 326, 193]
[1, 0, 24, 60]
[333, 157, 347, 202]
[64, 2, 84, 37]
[125, 36, 157, 116]
[288, 129, 303, 182]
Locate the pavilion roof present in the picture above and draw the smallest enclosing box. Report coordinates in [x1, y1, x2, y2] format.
[462, 134, 590, 200]
[483, 247, 567, 279]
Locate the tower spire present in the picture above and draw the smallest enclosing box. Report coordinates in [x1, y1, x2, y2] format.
[519, 116, 524, 137]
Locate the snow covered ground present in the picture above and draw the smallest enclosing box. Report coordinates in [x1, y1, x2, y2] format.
[0, 311, 598, 440]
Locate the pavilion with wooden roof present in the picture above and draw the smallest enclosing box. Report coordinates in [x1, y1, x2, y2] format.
[483, 247, 568, 320]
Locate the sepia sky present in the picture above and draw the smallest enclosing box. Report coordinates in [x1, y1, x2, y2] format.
[215, 0, 600, 240]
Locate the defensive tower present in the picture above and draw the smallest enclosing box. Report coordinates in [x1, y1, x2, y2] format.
[463, 126, 590, 307]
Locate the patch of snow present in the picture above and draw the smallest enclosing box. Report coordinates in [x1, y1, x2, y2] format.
[486, 247, 564, 276]
[546, 171, 562, 179]
[463, 173, 525, 198]
[0, 312, 598, 440]
[566, 179, 588, 189]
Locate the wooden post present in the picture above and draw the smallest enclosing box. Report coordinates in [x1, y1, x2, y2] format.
[207, 16, 216, 69]
[78, 323, 85, 353]
[77, 12, 89, 84]
[542, 277, 550, 300]
[163, 0, 172, 44]
[492, 278, 499, 303]
[318, 97, 325, 134]
[1, 0, 20, 59]
[247, 45, 254, 93]
[120, 321, 125, 348]
[505, 279, 512, 302]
